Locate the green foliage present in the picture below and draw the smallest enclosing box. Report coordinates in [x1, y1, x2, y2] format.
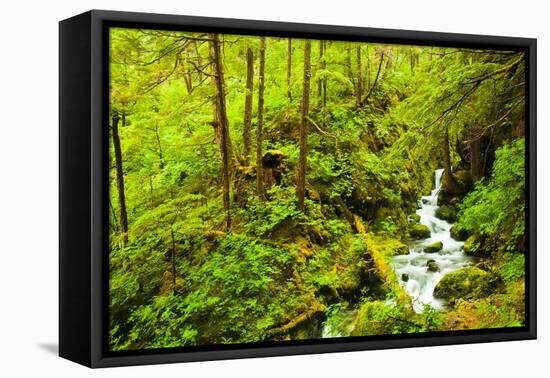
[302, 235, 367, 295]
[353, 296, 445, 336]
[418, 304, 445, 332]
[322, 302, 368, 338]
[308, 151, 354, 199]
[240, 186, 302, 237]
[108, 28, 527, 350]
[353, 297, 416, 336]
[113, 233, 307, 349]
[441, 280, 525, 330]
[498, 253, 525, 284]
[456, 139, 525, 252]
[127, 295, 199, 349]
[434, 266, 497, 302]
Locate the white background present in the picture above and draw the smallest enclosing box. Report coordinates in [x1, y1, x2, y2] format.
[0, 0, 546, 376]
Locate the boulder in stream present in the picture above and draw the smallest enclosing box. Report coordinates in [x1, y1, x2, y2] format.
[433, 266, 496, 302]
[409, 224, 431, 239]
[435, 204, 457, 222]
[392, 241, 410, 255]
[426, 259, 440, 272]
[450, 224, 470, 241]
[424, 241, 443, 253]
[408, 213, 421, 223]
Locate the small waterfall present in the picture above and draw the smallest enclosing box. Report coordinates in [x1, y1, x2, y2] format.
[391, 168, 471, 312]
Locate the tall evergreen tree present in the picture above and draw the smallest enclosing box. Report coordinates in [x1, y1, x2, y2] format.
[297, 40, 311, 211]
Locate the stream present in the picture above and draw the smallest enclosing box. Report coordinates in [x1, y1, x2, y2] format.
[321, 169, 471, 337]
[392, 168, 472, 312]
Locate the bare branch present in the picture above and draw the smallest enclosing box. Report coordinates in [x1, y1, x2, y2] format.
[142, 58, 180, 94]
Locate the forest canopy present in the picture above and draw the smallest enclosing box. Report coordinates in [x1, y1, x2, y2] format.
[108, 27, 526, 351]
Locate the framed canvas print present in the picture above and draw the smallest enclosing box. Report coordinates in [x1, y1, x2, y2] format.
[59, 10, 537, 368]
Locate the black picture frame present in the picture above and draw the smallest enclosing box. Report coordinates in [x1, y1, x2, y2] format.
[59, 9, 537, 368]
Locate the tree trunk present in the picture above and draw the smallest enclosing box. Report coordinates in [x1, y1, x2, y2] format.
[297, 40, 311, 211]
[361, 52, 384, 106]
[366, 46, 371, 89]
[384, 46, 394, 70]
[109, 201, 119, 232]
[243, 47, 254, 164]
[192, 40, 203, 82]
[412, 49, 420, 74]
[170, 228, 176, 291]
[111, 114, 128, 246]
[256, 37, 266, 200]
[481, 136, 494, 179]
[209, 40, 236, 175]
[181, 52, 193, 94]
[318, 40, 323, 100]
[355, 46, 362, 108]
[210, 34, 232, 230]
[321, 41, 327, 122]
[286, 38, 292, 101]
[346, 44, 354, 97]
[443, 125, 457, 189]
[148, 174, 154, 207]
[469, 125, 483, 182]
[154, 123, 165, 169]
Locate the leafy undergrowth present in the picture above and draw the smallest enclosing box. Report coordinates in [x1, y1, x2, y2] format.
[437, 139, 527, 331]
[108, 30, 527, 349]
[441, 280, 525, 330]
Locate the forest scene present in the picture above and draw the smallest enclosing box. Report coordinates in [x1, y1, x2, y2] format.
[108, 27, 527, 351]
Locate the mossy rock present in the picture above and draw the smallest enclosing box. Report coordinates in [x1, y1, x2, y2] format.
[352, 301, 388, 336]
[433, 266, 496, 301]
[401, 273, 410, 282]
[409, 224, 431, 239]
[450, 224, 470, 241]
[159, 271, 185, 296]
[351, 300, 413, 336]
[426, 259, 440, 272]
[437, 183, 458, 206]
[435, 205, 457, 222]
[424, 241, 443, 253]
[438, 170, 471, 205]
[408, 213, 421, 223]
[392, 241, 410, 256]
[375, 237, 410, 256]
[463, 234, 481, 255]
[450, 196, 464, 206]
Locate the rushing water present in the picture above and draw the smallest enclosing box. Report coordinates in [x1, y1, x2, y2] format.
[391, 168, 471, 312]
